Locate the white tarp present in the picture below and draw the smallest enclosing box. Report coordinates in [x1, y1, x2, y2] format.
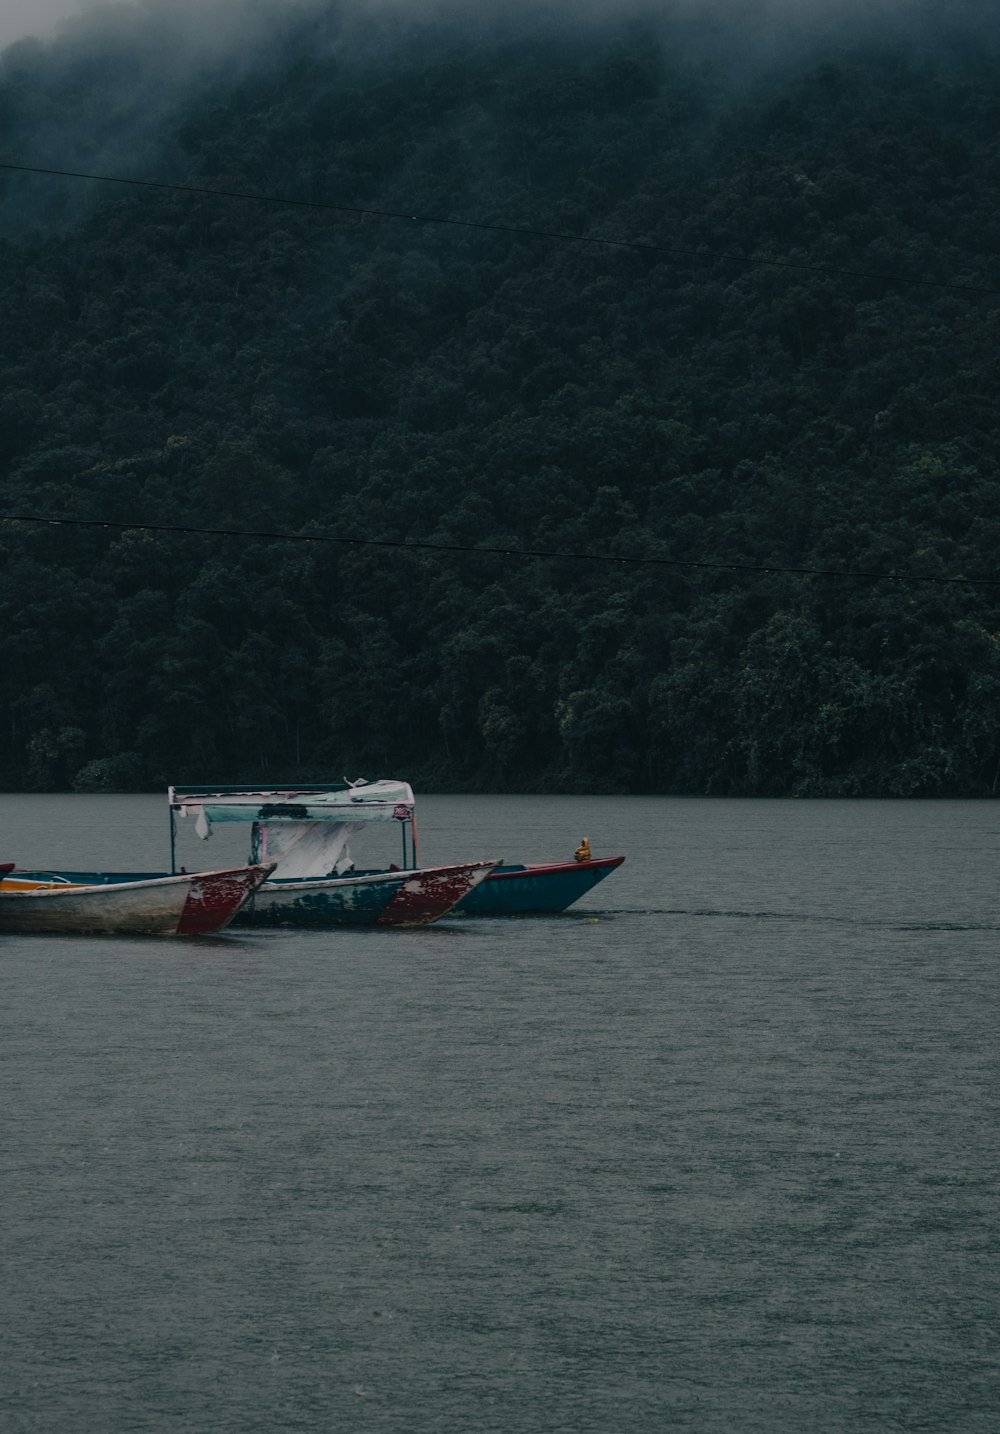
[251, 820, 367, 879]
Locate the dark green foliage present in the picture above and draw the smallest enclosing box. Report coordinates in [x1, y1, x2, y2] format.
[3, 1, 1000, 794]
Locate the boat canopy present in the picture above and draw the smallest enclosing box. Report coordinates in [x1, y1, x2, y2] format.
[170, 780, 414, 830]
[168, 781, 417, 879]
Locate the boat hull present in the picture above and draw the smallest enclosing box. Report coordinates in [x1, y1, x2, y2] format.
[453, 856, 625, 915]
[0, 865, 272, 936]
[228, 860, 500, 927]
[14, 861, 499, 929]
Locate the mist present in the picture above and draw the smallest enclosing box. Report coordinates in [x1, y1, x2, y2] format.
[3, 0, 998, 59]
[2, 0, 998, 216]
[0, 0, 88, 48]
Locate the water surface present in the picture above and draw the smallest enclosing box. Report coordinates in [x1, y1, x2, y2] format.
[2, 796, 997, 1432]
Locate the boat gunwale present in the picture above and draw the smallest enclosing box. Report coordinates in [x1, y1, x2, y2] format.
[250, 858, 499, 892]
[481, 855, 624, 883]
[1, 864, 273, 899]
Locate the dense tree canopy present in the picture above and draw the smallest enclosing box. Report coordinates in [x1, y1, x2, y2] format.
[3, 0, 1000, 795]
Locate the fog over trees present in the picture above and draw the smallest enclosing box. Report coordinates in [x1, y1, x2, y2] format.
[3, 0, 1000, 794]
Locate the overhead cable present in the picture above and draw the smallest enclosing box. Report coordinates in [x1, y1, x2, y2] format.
[3, 511, 997, 588]
[1, 160, 998, 297]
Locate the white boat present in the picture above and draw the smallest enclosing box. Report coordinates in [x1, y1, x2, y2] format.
[0, 864, 274, 936]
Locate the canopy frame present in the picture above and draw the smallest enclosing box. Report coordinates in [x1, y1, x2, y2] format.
[167, 781, 415, 875]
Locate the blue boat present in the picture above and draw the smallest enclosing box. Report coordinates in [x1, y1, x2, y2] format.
[453, 856, 625, 916]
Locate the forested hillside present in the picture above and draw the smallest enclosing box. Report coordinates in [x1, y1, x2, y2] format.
[4, 0, 1000, 795]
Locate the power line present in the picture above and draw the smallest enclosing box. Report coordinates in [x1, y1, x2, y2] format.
[1, 160, 998, 298]
[3, 511, 997, 588]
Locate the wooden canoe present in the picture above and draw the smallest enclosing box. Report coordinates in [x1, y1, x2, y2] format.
[232, 858, 501, 927]
[0, 864, 274, 936]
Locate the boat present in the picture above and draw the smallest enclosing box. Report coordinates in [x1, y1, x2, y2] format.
[17, 783, 500, 928]
[231, 859, 500, 928]
[17, 779, 623, 919]
[454, 855, 625, 915]
[188, 779, 622, 916]
[0, 863, 274, 936]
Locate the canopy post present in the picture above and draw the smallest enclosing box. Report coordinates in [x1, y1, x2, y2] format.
[169, 805, 176, 874]
[410, 815, 420, 869]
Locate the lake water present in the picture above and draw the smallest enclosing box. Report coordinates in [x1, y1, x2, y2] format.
[2, 795, 998, 1433]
